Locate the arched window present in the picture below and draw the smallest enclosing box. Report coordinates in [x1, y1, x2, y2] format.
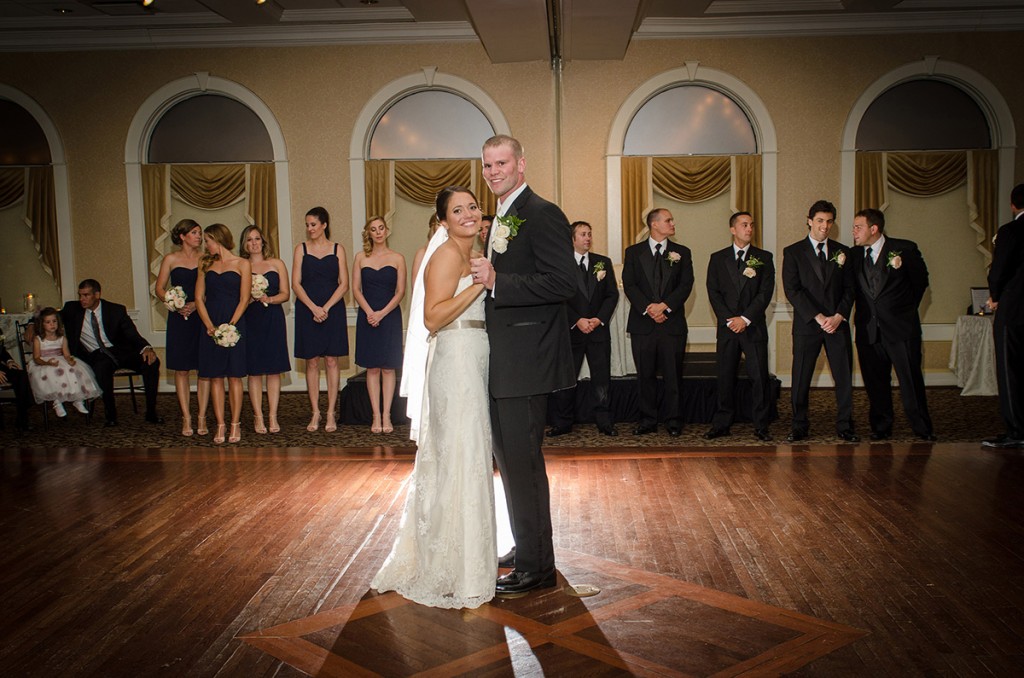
[857, 80, 989, 152]
[141, 93, 279, 330]
[369, 90, 494, 160]
[624, 85, 756, 156]
[0, 98, 61, 311]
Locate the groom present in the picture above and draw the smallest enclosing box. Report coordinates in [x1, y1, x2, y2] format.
[470, 134, 576, 594]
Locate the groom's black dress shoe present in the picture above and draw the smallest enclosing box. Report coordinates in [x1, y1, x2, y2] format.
[703, 428, 729, 440]
[546, 425, 572, 437]
[754, 429, 772, 442]
[982, 435, 1024, 449]
[633, 423, 657, 435]
[498, 547, 516, 568]
[598, 424, 618, 436]
[837, 430, 861, 443]
[667, 426, 682, 437]
[495, 569, 557, 594]
[869, 430, 891, 441]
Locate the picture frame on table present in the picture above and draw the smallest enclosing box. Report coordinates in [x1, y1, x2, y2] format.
[971, 287, 992, 315]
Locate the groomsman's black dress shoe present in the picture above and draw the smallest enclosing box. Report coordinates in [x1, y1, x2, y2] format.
[869, 431, 891, 441]
[145, 413, 165, 425]
[754, 429, 772, 442]
[703, 428, 730, 440]
[633, 423, 657, 435]
[786, 429, 809, 443]
[498, 547, 516, 568]
[546, 425, 572, 437]
[495, 569, 557, 594]
[104, 419, 118, 427]
[667, 426, 682, 437]
[598, 424, 618, 437]
[916, 433, 937, 442]
[981, 435, 1023, 448]
[837, 430, 861, 443]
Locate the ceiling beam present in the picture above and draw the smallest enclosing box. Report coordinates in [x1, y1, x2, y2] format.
[463, 0, 550, 63]
[560, 0, 644, 61]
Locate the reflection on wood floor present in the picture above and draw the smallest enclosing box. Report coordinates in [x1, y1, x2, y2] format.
[1, 443, 1023, 676]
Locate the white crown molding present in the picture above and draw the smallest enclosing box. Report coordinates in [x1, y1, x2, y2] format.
[705, 0, 844, 14]
[0, 21, 478, 52]
[636, 10, 1024, 38]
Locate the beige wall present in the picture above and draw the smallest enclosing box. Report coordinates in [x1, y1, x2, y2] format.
[1, 30, 1020, 385]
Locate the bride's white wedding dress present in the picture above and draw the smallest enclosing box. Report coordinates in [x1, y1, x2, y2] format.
[371, 275, 496, 608]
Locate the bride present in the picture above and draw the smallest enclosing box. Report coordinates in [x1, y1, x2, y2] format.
[371, 186, 496, 608]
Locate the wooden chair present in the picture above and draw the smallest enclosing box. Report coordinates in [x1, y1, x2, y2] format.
[14, 321, 49, 429]
[113, 366, 141, 413]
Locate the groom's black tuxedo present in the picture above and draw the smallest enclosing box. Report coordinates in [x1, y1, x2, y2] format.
[61, 299, 161, 423]
[550, 251, 619, 430]
[706, 244, 775, 431]
[485, 185, 576, 575]
[849, 236, 933, 438]
[782, 237, 855, 434]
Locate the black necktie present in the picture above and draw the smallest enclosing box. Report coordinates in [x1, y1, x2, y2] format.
[90, 309, 107, 349]
[865, 246, 874, 266]
[736, 250, 745, 271]
[653, 243, 663, 291]
[817, 242, 827, 273]
[579, 257, 587, 274]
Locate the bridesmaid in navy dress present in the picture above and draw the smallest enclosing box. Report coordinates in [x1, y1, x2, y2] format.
[155, 218, 210, 437]
[196, 223, 251, 445]
[292, 206, 349, 433]
[241, 225, 290, 435]
[352, 216, 406, 434]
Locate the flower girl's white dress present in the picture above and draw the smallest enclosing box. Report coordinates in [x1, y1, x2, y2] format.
[26, 337, 102, 405]
[371, 275, 496, 608]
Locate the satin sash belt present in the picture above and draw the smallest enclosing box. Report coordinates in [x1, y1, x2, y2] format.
[437, 319, 486, 332]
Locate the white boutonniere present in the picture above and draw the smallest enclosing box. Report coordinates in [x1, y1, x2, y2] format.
[743, 255, 765, 278]
[887, 251, 902, 269]
[830, 250, 846, 267]
[592, 260, 607, 281]
[666, 251, 681, 266]
[491, 214, 524, 254]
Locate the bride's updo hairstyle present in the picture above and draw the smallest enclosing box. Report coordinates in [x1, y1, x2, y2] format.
[435, 185, 478, 222]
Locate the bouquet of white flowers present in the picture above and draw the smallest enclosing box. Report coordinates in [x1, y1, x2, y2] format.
[213, 323, 241, 348]
[163, 285, 187, 312]
[251, 273, 270, 307]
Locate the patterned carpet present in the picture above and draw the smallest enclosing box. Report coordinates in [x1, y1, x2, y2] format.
[0, 386, 1001, 449]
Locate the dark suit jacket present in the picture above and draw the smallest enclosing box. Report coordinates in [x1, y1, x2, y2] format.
[486, 186, 577, 399]
[621, 240, 694, 337]
[849, 237, 929, 344]
[989, 215, 1024, 327]
[707, 245, 775, 342]
[61, 299, 151, 363]
[782, 237, 854, 336]
[567, 252, 619, 345]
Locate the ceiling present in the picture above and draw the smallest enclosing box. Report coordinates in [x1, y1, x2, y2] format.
[0, 0, 1022, 60]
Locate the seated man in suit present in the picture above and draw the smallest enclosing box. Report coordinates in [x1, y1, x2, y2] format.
[621, 208, 694, 437]
[60, 278, 163, 427]
[850, 208, 934, 441]
[547, 220, 620, 437]
[705, 212, 776, 442]
[1, 342, 33, 430]
[782, 199, 859, 442]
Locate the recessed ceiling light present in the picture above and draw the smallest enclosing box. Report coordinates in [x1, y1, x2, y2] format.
[360, 0, 380, 5]
[53, 7, 73, 14]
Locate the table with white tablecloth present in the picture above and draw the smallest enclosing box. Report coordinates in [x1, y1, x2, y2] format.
[948, 314, 998, 396]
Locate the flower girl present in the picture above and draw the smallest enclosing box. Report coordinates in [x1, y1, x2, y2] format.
[27, 307, 102, 417]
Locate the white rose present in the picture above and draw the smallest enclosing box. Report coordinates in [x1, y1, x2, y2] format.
[836, 251, 846, 266]
[494, 223, 511, 240]
[743, 267, 757, 278]
[596, 270, 606, 281]
[492, 238, 508, 254]
[890, 255, 902, 270]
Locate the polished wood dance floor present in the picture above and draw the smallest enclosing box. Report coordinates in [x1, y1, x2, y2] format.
[2, 442, 1023, 676]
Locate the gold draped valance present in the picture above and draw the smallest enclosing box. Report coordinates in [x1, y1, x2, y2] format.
[855, 150, 999, 260]
[622, 155, 763, 255]
[364, 159, 496, 229]
[0, 166, 60, 294]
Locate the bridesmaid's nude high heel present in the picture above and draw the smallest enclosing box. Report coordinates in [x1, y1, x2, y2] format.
[254, 412, 267, 434]
[382, 414, 393, 434]
[181, 413, 193, 437]
[325, 411, 337, 433]
[229, 422, 241, 444]
[371, 414, 382, 434]
[268, 414, 280, 433]
[213, 423, 226, 444]
[307, 412, 320, 432]
[197, 416, 209, 436]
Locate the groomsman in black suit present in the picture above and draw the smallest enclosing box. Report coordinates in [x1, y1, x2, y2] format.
[705, 212, 776, 441]
[1, 343, 33, 430]
[983, 184, 1024, 448]
[782, 200, 859, 442]
[850, 208, 934, 441]
[470, 135, 576, 594]
[548, 220, 620, 437]
[621, 208, 694, 437]
[60, 278, 163, 427]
